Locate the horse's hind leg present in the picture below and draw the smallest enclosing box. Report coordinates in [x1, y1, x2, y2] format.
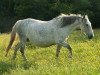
[20, 39, 27, 61]
[13, 39, 26, 60]
[17, 34, 27, 61]
[12, 33, 27, 60]
[12, 42, 21, 60]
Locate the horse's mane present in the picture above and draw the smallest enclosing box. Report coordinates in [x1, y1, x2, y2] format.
[54, 13, 83, 28]
[58, 13, 83, 18]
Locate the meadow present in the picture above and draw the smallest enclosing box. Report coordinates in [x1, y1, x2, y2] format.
[0, 29, 100, 75]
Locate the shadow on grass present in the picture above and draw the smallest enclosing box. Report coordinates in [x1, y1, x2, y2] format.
[20, 60, 38, 70]
[0, 60, 38, 75]
[0, 61, 16, 75]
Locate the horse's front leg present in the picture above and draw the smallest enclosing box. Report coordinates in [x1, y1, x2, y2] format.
[58, 41, 72, 58]
[56, 45, 62, 59]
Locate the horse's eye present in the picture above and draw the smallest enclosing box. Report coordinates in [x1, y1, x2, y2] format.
[86, 24, 88, 26]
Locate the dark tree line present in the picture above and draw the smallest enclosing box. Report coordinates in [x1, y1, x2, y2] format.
[0, 0, 100, 33]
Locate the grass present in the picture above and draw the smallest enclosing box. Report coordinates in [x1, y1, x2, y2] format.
[0, 29, 100, 75]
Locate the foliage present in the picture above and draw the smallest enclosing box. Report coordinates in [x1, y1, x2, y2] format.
[0, 0, 100, 32]
[89, 0, 100, 28]
[0, 29, 100, 75]
[14, 0, 48, 19]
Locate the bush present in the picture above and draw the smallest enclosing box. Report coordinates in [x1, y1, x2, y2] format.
[0, 0, 100, 33]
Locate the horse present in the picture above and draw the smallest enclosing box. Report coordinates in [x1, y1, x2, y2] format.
[5, 14, 94, 60]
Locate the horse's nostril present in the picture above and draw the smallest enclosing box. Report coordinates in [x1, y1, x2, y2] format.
[88, 35, 93, 39]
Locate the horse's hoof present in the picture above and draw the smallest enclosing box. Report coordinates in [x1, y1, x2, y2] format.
[68, 55, 72, 59]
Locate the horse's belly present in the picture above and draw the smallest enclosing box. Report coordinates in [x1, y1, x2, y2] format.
[29, 37, 55, 47]
[30, 40, 55, 47]
[33, 43, 54, 47]
[27, 24, 55, 47]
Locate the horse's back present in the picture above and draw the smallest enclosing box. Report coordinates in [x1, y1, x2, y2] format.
[27, 21, 55, 47]
[15, 18, 56, 47]
[15, 18, 43, 35]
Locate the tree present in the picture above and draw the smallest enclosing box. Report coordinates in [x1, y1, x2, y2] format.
[0, 0, 100, 33]
[89, 0, 100, 28]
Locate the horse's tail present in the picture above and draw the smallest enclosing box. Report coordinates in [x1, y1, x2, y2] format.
[5, 24, 17, 57]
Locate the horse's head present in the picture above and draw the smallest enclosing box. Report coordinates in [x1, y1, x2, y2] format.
[80, 15, 94, 39]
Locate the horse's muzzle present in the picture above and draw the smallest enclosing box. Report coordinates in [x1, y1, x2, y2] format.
[88, 35, 94, 39]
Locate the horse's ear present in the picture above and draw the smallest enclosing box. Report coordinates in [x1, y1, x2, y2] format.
[83, 15, 85, 19]
[82, 15, 86, 22]
[82, 15, 87, 22]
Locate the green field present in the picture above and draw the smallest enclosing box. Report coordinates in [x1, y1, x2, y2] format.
[0, 29, 100, 75]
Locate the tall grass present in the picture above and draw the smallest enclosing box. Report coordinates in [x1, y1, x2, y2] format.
[0, 29, 100, 75]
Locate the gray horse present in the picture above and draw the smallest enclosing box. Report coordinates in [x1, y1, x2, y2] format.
[5, 14, 94, 60]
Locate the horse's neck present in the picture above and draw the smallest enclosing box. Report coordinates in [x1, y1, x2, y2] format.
[61, 23, 80, 38]
[49, 17, 61, 27]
